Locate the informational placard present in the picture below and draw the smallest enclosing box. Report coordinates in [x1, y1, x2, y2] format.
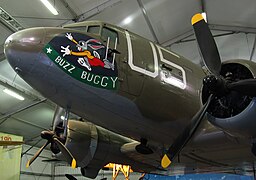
[0, 132, 23, 180]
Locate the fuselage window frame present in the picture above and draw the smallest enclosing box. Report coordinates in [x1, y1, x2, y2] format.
[87, 25, 101, 35]
[101, 27, 119, 44]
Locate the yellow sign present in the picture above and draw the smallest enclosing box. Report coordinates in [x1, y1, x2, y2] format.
[0, 132, 23, 180]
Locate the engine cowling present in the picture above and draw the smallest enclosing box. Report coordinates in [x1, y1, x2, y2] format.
[61, 120, 156, 178]
[62, 120, 129, 178]
[202, 60, 256, 137]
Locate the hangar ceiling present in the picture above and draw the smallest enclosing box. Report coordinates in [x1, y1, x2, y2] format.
[0, 0, 256, 147]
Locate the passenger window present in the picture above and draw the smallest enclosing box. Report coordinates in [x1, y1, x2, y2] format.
[88, 26, 100, 34]
[102, 27, 118, 43]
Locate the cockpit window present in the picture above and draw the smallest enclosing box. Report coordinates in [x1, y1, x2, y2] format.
[102, 27, 118, 43]
[88, 26, 100, 34]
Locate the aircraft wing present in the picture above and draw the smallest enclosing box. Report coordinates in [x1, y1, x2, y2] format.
[119, 120, 254, 176]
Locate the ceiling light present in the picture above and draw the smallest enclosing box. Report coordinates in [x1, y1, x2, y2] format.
[123, 17, 132, 25]
[40, 0, 59, 15]
[3, 88, 25, 101]
[202, 12, 207, 22]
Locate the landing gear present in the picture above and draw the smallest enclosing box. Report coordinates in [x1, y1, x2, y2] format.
[112, 164, 132, 180]
[103, 163, 133, 180]
[135, 138, 153, 155]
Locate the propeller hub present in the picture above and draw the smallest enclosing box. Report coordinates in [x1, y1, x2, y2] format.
[50, 142, 60, 154]
[41, 130, 54, 140]
[203, 75, 228, 97]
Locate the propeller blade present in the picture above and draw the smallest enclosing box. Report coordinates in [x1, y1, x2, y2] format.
[53, 138, 76, 169]
[26, 140, 50, 168]
[192, 13, 221, 76]
[161, 94, 214, 168]
[227, 79, 256, 97]
[65, 174, 77, 180]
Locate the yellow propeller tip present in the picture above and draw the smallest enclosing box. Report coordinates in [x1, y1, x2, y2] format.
[71, 159, 76, 169]
[191, 13, 204, 25]
[161, 154, 172, 169]
[26, 161, 30, 168]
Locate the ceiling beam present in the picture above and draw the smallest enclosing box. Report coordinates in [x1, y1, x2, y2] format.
[12, 116, 49, 130]
[0, 75, 55, 109]
[0, 75, 45, 101]
[0, 7, 23, 32]
[0, 99, 46, 122]
[209, 24, 256, 34]
[162, 23, 256, 48]
[75, 0, 121, 22]
[0, 7, 24, 62]
[137, 0, 159, 43]
[59, 0, 78, 20]
[0, 44, 5, 62]
[161, 30, 194, 47]
[174, 32, 236, 44]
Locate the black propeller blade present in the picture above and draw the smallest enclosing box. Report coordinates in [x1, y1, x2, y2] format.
[65, 174, 78, 180]
[192, 13, 221, 76]
[227, 79, 256, 97]
[161, 13, 219, 169]
[161, 94, 214, 168]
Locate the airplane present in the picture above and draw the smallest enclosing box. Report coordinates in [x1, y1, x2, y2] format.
[3, 13, 256, 179]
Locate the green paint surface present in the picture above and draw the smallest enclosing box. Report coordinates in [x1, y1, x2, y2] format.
[43, 44, 118, 90]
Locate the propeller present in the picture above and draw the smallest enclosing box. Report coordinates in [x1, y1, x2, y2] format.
[227, 79, 256, 97]
[161, 13, 256, 168]
[26, 106, 76, 169]
[54, 138, 76, 168]
[192, 13, 256, 97]
[192, 13, 221, 75]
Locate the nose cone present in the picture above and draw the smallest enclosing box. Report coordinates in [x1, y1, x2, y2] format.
[4, 28, 45, 73]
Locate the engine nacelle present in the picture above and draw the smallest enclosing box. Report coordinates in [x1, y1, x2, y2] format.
[207, 98, 256, 137]
[62, 120, 155, 179]
[64, 120, 132, 178]
[203, 60, 256, 138]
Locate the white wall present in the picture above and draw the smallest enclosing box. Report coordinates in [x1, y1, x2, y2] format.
[21, 144, 54, 180]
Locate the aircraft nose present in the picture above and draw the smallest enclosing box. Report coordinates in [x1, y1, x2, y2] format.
[4, 28, 46, 73]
